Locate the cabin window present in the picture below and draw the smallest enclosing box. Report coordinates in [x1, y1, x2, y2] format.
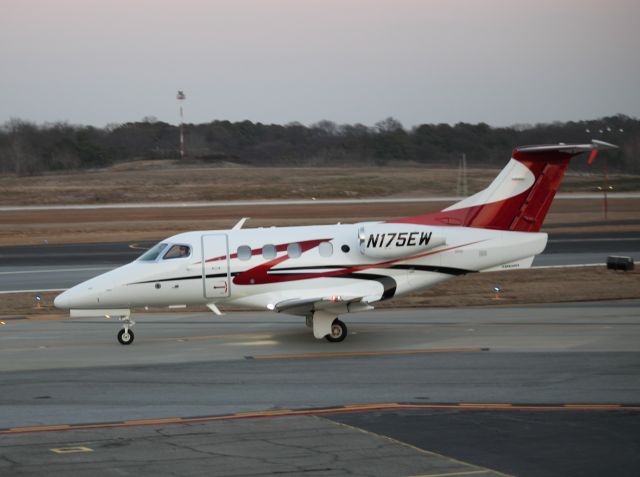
[237, 245, 252, 261]
[287, 243, 302, 258]
[341, 244, 350, 253]
[138, 242, 168, 261]
[163, 244, 191, 259]
[319, 241, 333, 257]
[262, 244, 276, 260]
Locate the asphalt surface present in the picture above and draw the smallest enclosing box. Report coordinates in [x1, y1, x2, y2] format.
[333, 409, 640, 477]
[0, 232, 639, 292]
[1, 302, 639, 476]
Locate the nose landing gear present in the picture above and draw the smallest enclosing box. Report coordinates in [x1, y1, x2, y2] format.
[117, 313, 135, 345]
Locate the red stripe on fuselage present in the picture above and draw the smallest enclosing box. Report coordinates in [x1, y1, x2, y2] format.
[232, 240, 484, 286]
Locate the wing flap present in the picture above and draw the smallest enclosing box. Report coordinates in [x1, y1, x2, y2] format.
[271, 295, 372, 316]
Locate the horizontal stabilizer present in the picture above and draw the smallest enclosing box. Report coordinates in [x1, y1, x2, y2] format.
[515, 139, 618, 154]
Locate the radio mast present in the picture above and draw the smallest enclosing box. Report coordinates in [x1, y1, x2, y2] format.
[176, 90, 186, 159]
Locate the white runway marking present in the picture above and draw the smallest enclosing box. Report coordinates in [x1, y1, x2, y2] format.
[548, 237, 639, 243]
[0, 267, 111, 275]
[1, 192, 638, 211]
[0, 288, 65, 294]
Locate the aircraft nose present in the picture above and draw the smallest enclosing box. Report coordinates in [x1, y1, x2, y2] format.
[54, 290, 72, 309]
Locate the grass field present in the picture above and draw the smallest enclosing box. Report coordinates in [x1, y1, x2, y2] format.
[1, 161, 640, 245]
[1, 160, 639, 206]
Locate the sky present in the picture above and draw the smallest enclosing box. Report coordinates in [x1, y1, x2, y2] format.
[1, 0, 639, 128]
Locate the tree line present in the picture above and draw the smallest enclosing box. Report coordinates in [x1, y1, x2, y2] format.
[0, 114, 638, 176]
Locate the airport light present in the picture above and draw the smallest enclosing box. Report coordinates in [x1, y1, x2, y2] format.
[492, 286, 502, 301]
[177, 90, 186, 159]
[586, 124, 621, 219]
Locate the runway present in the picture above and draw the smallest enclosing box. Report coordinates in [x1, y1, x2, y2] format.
[1, 231, 638, 292]
[1, 302, 639, 476]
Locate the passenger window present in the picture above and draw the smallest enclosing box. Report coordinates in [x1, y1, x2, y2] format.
[287, 243, 302, 258]
[237, 245, 252, 261]
[262, 244, 276, 260]
[319, 241, 333, 257]
[163, 244, 191, 259]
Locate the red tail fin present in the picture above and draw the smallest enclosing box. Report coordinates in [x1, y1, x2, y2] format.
[391, 140, 617, 232]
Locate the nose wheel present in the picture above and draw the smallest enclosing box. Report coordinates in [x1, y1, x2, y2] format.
[117, 314, 135, 345]
[117, 328, 134, 345]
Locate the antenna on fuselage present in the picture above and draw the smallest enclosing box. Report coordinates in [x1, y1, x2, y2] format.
[232, 217, 249, 230]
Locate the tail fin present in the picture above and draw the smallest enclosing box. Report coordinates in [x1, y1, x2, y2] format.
[391, 140, 617, 232]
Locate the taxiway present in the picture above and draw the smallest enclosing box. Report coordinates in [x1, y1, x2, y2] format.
[1, 302, 639, 476]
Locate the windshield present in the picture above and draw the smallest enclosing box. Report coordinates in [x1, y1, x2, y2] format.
[163, 244, 191, 259]
[138, 242, 168, 261]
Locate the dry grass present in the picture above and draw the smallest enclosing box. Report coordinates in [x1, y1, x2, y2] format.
[383, 266, 640, 308]
[0, 164, 493, 205]
[4, 266, 638, 319]
[2, 160, 638, 245]
[1, 160, 638, 206]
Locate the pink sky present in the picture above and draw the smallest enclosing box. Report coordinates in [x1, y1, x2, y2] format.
[2, 0, 639, 126]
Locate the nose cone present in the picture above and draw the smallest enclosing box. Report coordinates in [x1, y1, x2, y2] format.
[54, 290, 70, 309]
[54, 283, 100, 309]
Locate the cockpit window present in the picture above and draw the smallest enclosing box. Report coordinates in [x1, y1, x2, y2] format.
[163, 244, 191, 259]
[138, 242, 168, 261]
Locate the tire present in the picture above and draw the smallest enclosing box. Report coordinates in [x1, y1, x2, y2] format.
[117, 328, 134, 345]
[325, 319, 347, 342]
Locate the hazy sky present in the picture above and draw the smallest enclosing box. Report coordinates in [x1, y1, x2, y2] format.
[2, 0, 639, 127]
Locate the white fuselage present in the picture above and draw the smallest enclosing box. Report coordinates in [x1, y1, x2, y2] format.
[54, 221, 547, 313]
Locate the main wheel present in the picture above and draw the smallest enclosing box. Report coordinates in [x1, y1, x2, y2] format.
[117, 328, 134, 345]
[325, 319, 347, 342]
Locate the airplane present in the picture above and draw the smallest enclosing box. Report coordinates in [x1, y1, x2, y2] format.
[54, 140, 617, 345]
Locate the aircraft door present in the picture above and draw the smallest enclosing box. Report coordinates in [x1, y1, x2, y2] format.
[201, 234, 231, 298]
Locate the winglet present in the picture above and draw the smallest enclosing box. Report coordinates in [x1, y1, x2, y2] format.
[588, 139, 619, 165]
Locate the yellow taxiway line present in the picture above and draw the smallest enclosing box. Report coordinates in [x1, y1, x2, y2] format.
[2, 402, 639, 435]
[249, 347, 488, 360]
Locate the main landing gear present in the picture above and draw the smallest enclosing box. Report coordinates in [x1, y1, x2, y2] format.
[326, 319, 347, 343]
[309, 310, 348, 342]
[117, 313, 135, 345]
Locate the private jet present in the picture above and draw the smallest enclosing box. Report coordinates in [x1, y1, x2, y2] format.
[54, 140, 617, 344]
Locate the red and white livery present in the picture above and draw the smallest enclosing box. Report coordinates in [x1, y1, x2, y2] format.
[54, 140, 617, 344]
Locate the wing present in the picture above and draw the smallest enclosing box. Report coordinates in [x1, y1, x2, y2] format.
[270, 295, 373, 316]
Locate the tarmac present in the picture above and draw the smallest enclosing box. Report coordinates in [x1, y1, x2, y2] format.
[1, 302, 639, 476]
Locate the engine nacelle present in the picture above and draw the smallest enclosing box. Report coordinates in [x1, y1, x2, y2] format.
[358, 223, 446, 259]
